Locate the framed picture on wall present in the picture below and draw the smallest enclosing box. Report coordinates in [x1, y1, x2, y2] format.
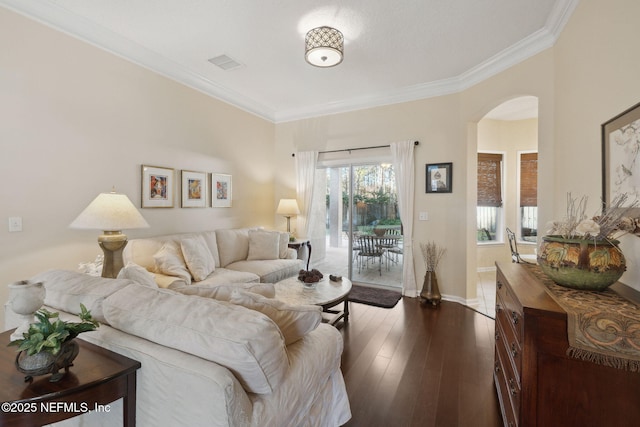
[426, 163, 452, 193]
[181, 170, 207, 208]
[602, 101, 640, 213]
[211, 173, 232, 207]
[141, 165, 175, 208]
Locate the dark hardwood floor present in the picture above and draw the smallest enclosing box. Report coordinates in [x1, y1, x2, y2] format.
[339, 298, 502, 427]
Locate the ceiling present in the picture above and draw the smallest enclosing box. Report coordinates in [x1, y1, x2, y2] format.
[1, 0, 577, 123]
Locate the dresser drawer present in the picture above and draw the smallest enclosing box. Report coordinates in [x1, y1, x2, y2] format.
[496, 309, 522, 383]
[494, 347, 519, 427]
[496, 270, 523, 344]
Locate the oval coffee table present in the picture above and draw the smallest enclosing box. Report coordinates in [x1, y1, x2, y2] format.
[274, 276, 352, 326]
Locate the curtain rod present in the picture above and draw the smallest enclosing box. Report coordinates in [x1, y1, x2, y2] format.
[292, 140, 418, 157]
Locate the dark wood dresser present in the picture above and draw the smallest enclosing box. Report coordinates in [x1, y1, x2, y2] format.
[494, 262, 640, 427]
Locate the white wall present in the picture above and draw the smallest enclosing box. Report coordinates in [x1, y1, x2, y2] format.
[0, 8, 276, 330]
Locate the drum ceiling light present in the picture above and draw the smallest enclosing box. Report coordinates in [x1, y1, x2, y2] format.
[305, 26, 344, 67]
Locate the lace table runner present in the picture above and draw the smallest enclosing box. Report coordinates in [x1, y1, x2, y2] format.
[525, 264, 640, 371]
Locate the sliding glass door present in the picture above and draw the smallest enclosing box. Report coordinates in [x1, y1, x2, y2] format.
[322, 163, 403, 289]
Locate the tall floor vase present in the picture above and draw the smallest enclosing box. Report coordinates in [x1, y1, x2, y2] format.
[420, 270, 441, 306]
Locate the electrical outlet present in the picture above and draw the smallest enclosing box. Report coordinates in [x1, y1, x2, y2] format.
[419, 212, 429, 221]
[8, 217, 22, 232]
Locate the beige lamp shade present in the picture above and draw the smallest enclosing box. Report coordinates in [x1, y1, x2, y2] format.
[70, 190, 149, 278]
[277, 199, 300, 233]
[70, 191, 149, 231]
[276, 199, 301, 216]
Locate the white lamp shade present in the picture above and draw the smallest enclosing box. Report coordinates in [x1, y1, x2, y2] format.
[70, 192, 149, 231]
[276, 199, 300, 216]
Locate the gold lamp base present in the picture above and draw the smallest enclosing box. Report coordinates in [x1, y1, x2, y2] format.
[98, 231, 128, 278]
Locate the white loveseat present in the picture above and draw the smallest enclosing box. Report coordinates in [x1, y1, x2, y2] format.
[7, 269, 351, 427]
[123, 228, 303, 289]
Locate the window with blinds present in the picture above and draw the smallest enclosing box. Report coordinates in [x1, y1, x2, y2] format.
[477, 153, 503, 242]
[519, 152, 538, 242]
[477, 153, 503, 207]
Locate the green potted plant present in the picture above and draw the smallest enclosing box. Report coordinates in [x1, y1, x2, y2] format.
[9, 304, 99, 382]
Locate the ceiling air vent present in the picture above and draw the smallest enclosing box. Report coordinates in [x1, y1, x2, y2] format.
[208, 54, 243, 71]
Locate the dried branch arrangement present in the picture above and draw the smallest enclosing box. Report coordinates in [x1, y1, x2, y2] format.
[420, 241, 446, 272]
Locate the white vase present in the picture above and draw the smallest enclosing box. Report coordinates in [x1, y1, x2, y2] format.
[8, 280, 45, 341]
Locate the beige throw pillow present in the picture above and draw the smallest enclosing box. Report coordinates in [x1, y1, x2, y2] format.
[153, 241, 191, 284]
[247, 230, 280, 261]
[279, 232, 290, 259]
[229, 290, 322, 345]
[181, 236, 215, 281]
[117, 262, 159, 288]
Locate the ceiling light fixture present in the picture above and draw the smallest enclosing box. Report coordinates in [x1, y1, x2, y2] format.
[305, 26, 344, 67]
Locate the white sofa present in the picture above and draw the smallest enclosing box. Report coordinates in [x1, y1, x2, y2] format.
[123, 228, 303, 289]
[7, 269, 351, 427]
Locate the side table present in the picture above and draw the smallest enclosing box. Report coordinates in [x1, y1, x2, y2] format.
[0, 329, 141, 427]
[288, 239, 312, 270]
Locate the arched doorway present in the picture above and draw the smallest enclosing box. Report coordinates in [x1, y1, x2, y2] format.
[471, 95, 539, 317]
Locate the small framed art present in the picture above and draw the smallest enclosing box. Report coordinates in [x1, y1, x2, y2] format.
[181, 170, 207, 208]
[141, 165, 174, 208]
[426, 163, 452, 193]
[602, 101, 640, 212]
[211, 173, 232, 207]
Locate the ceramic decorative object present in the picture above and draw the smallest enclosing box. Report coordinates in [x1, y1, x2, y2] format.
[16, 339, 79, 382]
[8, 280, 45, 341]
[9, 305, 99, 382]
[537, 235, 626, 291]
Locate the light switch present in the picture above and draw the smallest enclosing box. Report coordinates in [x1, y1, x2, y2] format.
[8, 217, 22, 232]
[419, 212, 429, 221]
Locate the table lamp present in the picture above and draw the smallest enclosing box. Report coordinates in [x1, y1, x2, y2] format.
[276, 199, 300, 233]
[70, 189, 149, 278]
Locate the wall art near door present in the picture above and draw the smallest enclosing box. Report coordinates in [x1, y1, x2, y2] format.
[211, 173, 232, 207]
[141, 165, 174, 208]
[425, 163, 452, 193]
[181, 170, 207, 208]
[602, 101, 640, 214]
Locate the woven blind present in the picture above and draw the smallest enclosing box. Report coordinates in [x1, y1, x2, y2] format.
[520, 152, 538, 207]
[477, 153, 502, 207]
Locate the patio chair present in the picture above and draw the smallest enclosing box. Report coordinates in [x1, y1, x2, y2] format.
[506, 227, 536, 264]
[357, 235, 383, 275]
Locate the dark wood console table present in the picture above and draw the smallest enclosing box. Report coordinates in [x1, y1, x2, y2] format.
[494, 262, 640, 427]
[0, 330, 141, 426]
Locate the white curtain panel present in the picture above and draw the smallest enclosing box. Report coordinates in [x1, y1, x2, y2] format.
[294, 151, 318, 239]
[391, 141, 417, 297]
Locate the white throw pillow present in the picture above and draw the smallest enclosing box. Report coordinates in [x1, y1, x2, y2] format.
[181, 236, 215, 281]
[247, 230, 280, 261]
[153, 241, 191, 284]
[229, 290, 322, 345]
[117, 263, 158, 288]
[103, 284, 288, 394]
[279, 232, 290, 259]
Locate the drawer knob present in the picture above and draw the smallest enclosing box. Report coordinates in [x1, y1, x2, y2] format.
[511, 311, 519, 325]
[495, 362, 501, 373]
[495, 333, 500, 341]
[508, 378, 518, 396]
[497, 281, 503, 290]
[511, 342, 518, 358]
[496, 303, 502, 313]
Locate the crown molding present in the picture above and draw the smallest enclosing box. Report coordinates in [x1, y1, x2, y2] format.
[1, 0, 578, 124]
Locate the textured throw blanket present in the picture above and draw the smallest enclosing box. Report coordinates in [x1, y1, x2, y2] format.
[526, 264, 640, 371]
